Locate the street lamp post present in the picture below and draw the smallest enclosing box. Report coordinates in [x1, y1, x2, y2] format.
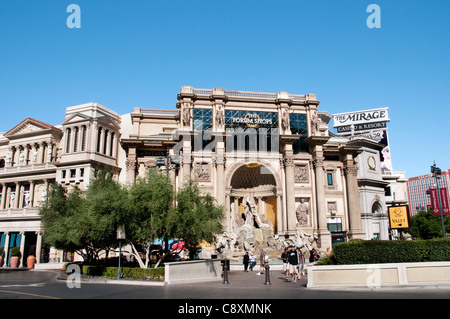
[156, 152, 179, 180]
[430, 162, 447, 238]
[116, 225, 126, 279]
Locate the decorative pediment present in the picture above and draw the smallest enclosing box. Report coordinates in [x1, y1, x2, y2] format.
[61, 113, 92, 125]
[4, 118, 62, 139]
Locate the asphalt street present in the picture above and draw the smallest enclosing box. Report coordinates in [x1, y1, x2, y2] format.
[0, 268, 449, 301]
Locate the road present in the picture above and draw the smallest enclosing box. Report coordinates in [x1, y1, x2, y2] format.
[0, 268, 448, 316]
[1, 268, 450, 299]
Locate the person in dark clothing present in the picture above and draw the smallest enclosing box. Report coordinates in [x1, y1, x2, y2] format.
[243, 252, 250, 272]
[281, 248, 289, 279]
[287, 246, 299, 283]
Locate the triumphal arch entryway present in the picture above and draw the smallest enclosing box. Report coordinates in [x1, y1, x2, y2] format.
[217, 161, 288, 258]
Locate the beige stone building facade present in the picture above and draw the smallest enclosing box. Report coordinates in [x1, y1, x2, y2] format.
[120, 87, 373, 255]
[0, 103, 122, 266]
[0, 87, 393, 265]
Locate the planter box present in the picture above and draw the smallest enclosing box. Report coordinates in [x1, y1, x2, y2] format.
[307, 261, 450, 288]
[164, 259, 222, 285]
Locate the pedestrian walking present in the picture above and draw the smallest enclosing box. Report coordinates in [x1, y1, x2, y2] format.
[281, 248, 289, 279]
[287, 246, 299, 283]
[257, 249, 265, 275]
[243, 252, 250, 272]
[249, 253, 256, 271]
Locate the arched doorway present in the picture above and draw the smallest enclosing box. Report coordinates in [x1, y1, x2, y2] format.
[227, 163, 280, 235]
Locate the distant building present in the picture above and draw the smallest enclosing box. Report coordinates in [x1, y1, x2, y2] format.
[406, 169, 450, 216]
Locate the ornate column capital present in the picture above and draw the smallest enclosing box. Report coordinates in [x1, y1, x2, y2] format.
[125, 159, 137, 170]
[344, 163, 358, 176]
[312, 156, 324, 168]
[283, 157, 294, 167]
[212, 155, 225, 165]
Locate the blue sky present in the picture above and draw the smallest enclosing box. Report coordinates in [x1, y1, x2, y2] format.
[0, 0, 449, 177]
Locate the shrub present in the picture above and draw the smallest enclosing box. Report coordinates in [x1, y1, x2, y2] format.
[79, 265, 165, 281]
[10, 247, 21, 257]
[102, 267, 165, 281]
[325, 239, 450, 265]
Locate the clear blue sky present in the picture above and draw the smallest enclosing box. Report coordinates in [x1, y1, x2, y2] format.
[0, 0, 449, 177]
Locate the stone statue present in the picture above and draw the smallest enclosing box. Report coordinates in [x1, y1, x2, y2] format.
[182, 107, 190, 127]
[24, 192, 30, 208]
[5, 153, 11, 167]
[215, 106, 224, 128]
[19, 151, 25, 165]
[47, 145, 53, 162]
[32, 148, 38, 163]
[282, 109, 290, 131]
[296, 198, 309, 226]
[9, 192, 15, 208]
[242, 193, 262, 227]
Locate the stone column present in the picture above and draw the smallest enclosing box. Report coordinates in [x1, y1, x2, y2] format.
[344, 155, 365, 239]
[29, 181, 35, 207]
[276, 192, 283, 235]
[106, 131, 112, 156]
[24, 145, 30, 165]
[99, 127, 105, 154]
[0, 184, 6, 210]
[284, 156, 297, 234]
[14, 182, 20, 209]
[214, 142, 225, 207]
[3, 232, 10, 267]
[181, 141, 192, 185]
[36, 232, 43, 264]
[38, 142, 45, 164]
[313, 155, 327, 230]
[19, 232, 25, 266]
[90, 121, 98, 152]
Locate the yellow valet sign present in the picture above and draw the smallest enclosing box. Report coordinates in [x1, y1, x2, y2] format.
[388, 205, 410, 229]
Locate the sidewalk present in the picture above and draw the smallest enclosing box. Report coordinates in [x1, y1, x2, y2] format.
[202, 263, 308, 289]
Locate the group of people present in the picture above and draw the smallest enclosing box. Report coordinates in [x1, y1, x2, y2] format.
[281, 246, 306, 283]
[242, 249, 267, 275]
[241, 247, 324, 283]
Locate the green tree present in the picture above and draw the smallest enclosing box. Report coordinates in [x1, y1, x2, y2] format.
[408, 209, 450, 239]
[126, 170, 174, 267]
[40, 171, 128, 263]
[167, 180, 224, 258]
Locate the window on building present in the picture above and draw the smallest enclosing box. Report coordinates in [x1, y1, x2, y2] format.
[327, 172, 334, 186]
[193, 108, 213, 131]
[327, 217, 342, 232]
[224, 110, 279, 152]
[289, 113, 308, 153]
[385, 186, 391, 196]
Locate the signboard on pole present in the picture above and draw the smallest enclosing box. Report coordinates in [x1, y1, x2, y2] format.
[388, 205, 410, 229]
[430, 188, 440, 216]
[439, 188, 450, 216]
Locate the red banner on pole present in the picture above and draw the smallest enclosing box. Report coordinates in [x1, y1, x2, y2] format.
[430, 189, 440, 216]
[439, 188, 450, 216]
